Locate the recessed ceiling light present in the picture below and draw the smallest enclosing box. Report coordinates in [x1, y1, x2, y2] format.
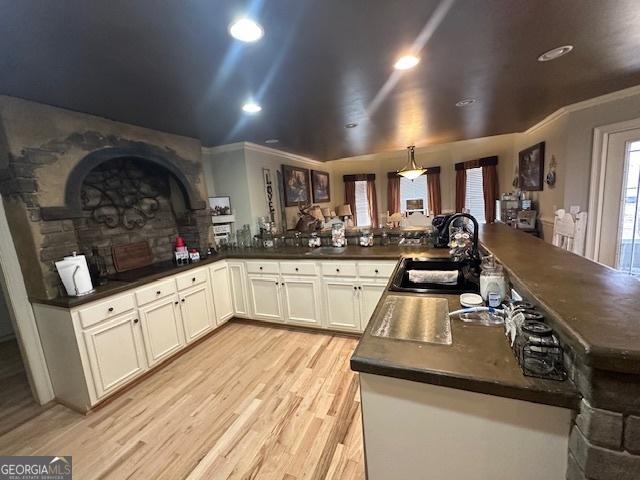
[537, 45, 573, 62]
[455, 98, 477, 107]
[345, 122, 358, 129]
[229, 18, 264, 42]
[393, 55, 420, 70]
[242, 101, 262, 114]
[265, 139, 279, 144]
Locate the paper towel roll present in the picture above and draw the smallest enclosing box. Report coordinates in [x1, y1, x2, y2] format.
[55, 253, 94, 296]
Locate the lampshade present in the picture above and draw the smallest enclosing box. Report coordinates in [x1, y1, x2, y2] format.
[398, 145, 426, 180]
[321, 207, 332, 218]
[337, 204, 353, 217]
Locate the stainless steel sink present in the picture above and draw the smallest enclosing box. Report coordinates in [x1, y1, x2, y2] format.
[304, 247, 347, 255]
[371, 295, 452, 345]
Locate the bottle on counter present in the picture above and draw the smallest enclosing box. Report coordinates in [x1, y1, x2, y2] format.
[480, 255, 507, 307]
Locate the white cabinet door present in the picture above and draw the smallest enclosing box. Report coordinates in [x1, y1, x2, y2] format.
[281, 275, 322, 327]
[247, 274, 283, 322]
[359, 281, 387, 330]
[82, 311, 146, 399]
[210, 262, 233, 324]
[180, 285, 215, 342]
[324, 278, 360, 331]
[139, 294, 185, 367]
[228, 261, 249, 317]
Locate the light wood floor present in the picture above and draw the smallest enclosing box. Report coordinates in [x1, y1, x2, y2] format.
[0, 322, 364, 480]
[0, 339, 53, 436]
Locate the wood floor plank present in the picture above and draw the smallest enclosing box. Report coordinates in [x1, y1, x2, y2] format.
[0, 323, 363, 479]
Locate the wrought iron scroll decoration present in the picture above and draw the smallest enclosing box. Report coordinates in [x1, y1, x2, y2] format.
[80, 160, 164, 229]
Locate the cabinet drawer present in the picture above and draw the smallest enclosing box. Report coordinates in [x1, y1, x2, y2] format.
[357, 262, 397, 278]
[321, 262, 357, 277]
[79, 294, 136, 329]
[246, 261, 280, 275]
[176, 268, 208, 291]
[280, 262, 317, 276]
[135, 278, 177, 307]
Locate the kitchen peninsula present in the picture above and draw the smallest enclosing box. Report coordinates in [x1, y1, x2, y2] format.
[30, 224, 640, 480]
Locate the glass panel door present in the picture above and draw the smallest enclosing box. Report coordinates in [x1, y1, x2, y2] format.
[617, 141, 640, 275]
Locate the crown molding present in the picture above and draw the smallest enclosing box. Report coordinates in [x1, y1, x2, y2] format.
[524, 84, 640, 135]
[203, 141, 324, 167]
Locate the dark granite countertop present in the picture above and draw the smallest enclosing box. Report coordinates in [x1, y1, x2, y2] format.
[350, 290, 579, 410]
[478, 224, 640, 374]
[30, 245, 447, 308]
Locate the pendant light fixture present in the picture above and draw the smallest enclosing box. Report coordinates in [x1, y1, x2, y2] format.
[397, 145, 425, 180]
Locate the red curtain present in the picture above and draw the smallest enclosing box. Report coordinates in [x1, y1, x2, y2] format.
[367, 179, 379, 228]
[455, 168, 466, 213]
[344, 180, 357, 226]
[387, 175, 400, 215]
[427, 171, 442, 216]
[482, 164, 499, 223]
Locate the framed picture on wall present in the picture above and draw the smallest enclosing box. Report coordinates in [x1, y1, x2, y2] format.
[282, 165, 311, 206]
[311, 169, 331, 203]
[208, 196, 231, 216]
[518, 142, 545, 191]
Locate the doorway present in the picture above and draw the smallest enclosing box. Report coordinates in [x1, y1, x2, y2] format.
[587, 123, 640, 272]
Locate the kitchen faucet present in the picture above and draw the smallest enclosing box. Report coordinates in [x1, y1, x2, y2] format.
[438, 213, 480, 261]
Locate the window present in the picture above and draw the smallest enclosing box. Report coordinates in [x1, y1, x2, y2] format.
[617, 140, 640, 275]
[354, 180, 371, 226]
[400, 175, 429, 215]
[465, 167, 486, 223]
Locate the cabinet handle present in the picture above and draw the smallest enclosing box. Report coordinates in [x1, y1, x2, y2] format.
[134, 318, 139, 324]
[336, 268, 340, 272]
[275, 281, 279, 285]
[353, 286, 357, 290]
[281, 282, 285, 286]
[108, 307, 114, 312]
[174, 301, 179, 305]
[295, 267, 299, 272]
[181, 298, 186, 303]
[375, 269, 379, 274]
[192, 277, 196, 282]
[156, 290, 161, 295]
[259, 266, 263, 270]
[358, 286, 362, 290]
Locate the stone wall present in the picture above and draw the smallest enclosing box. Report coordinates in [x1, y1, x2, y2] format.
[0, 96, 210, 299]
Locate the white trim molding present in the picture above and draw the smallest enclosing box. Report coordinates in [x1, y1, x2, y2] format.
[204, 141, 325, 168]
[525, 85, 640, 135]
[0, 196, 54, 404]
[585, 117, 640, 261]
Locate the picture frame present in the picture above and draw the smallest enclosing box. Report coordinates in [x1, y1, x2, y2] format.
[311, 169, 331, 203]
[518, 142, 545, 191]
[282, 165, 311, 206]
[208, 196, 231, 216]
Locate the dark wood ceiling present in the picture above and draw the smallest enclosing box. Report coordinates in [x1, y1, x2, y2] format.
[1, 0, 640, 160]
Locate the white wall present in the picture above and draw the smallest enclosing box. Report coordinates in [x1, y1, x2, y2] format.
[203, 143, 332, 231]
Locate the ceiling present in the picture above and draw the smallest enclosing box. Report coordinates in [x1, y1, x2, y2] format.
[1, 0, 640, 160]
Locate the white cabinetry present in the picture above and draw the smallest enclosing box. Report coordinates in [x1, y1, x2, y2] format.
[228, 261, 249, 317]
[324, 278, 361, 332]
[179, 285, 215, 342]
[281, 275, 322, 327]
[210, 261, 234, 324]
[82, 310, 146, 398]
[359, 281, 387, 329]
[139, 294, 185, 367]
[248, 273, 283, 322]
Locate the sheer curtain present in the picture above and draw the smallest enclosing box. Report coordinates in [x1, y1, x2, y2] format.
[387, 173, 400, 215]
[367, 179, 379, 228]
